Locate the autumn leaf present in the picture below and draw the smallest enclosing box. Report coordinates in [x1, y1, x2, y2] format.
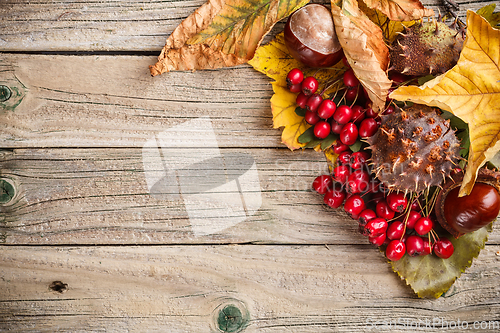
[392, 224, 492, 298]
[390, 11, 500, 197]
[332, 0, 392, 112]
[362, 0, 433, 22]
[358, 0, 416, 43]
[477, 3, 500, 28]
[249, 33, 344, 150]
[270, 82, 311, 150]
[150, 0, 309, 76]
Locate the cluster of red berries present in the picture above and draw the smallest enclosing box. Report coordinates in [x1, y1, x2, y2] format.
[312, 150, 455, 261]
[286, 65, 381, 144]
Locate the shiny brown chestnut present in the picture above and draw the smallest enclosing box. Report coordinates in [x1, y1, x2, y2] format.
[435, 168, 500, 238]
[284, 4, 343, 68]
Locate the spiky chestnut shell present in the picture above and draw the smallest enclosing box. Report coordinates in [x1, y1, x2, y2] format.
[368, 104, 461, 193]
[390, 20, 464, 76]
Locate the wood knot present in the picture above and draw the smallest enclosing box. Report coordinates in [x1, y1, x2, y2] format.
[49, 281, 68, 293]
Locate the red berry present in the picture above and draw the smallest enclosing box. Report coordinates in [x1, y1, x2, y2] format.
[365, 107, 378, 118]
[405, 210, 422, 229]
[410, 199, 421, 211]
[351, 105, 365, 124]
[340, 122, 358, 146]
[386, 192, 407, 213]
[333, 105, 353, 125]
[337, 151, 352, 165]
[289, 83, 302, 93]
[287, 68, 304, 87]
[317, 99, 336, 119]
[358, 209, 377, 227]
[389, 71, 410, 85]
[324, 188, 346, 209]
[406, 235, 425, 257]
[306, 93, 323, 112]
[386, 240, 406, 261]
[344, 194, 366, 218]
[296, 92, 308, 109]
[364, 217, 388, 237]
[312, 175, 333, 194]
[332, 165, 351, 184]
[421, 238, 433, 256]
[414, 216, 434, 235]
[301, 76, 319, 96]
[358, 118, 379, 138]
[386, 221, 405, 240]
[313, 121, 331, 139]
[376, 200, 395, 220]
[343, 68, 359, 88]
[345, 87, 358, 102]
[349, 151, 370, 169]
[304, 110, 320, 125]
[330, 120, 344, 134]
[333, 141, 350, 154]
[346, 169, 370, 194]
[433, 238, 454, 259]
[383, 104, 395, 115]
[369, 233, 386, 246]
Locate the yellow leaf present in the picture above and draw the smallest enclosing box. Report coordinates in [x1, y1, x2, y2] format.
[332, 0, 392, 112]
[150, 0, 309, 76]
[249, 33, 345, 89]
[270, 82, 311, 150]
[362, 0, 433, 21]
[390, 11, 500, 196]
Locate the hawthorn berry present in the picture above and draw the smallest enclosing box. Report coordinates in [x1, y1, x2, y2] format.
[414, 216, 434, 235]
[286, 68, 304, 87]
[358, 118, 379, 138]
[301, 76, 319, 96]
[333, 105, 353, 125]
[343, 68, 359, 88]
[296, 92, 308, 109]
[433, 238, 454, 259]
[386, 240, 406, 261]
[306, 93, 323, 112]
[312, 175, 333, 194]
[324, 188, 346, 209]
[406, 235, 425, 257]
[313, 121, 331, 139]
[304, 110, 320, 125]
[344, 194, 366, 218]
[317, 99, 336, 119]
[340, 122, 358, 146]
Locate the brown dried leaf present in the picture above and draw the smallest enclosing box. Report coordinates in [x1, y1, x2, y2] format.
[149, 0, 308, 76]
[362, 0, 434, 21]
[332, 0, 392, 112]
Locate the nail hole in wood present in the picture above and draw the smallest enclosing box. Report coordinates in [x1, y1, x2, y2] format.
[49, 281, 68, 293]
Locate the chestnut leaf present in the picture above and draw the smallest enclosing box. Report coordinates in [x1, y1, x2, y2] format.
[391, 224, 493, 299]
[362, 0, 433, 22]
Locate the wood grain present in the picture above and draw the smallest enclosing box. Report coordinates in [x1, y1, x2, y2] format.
[1, 245, 499, 332]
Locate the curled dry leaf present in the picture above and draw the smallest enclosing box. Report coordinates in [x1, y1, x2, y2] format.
[390, 11, 500, 197]
[332, 0, 392, 112]
[362, 0, 433, 21]
[149, 0, 309, 76]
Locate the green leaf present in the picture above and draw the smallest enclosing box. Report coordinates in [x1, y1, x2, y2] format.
[295, 107, 307, 117]
[477, 3, 500, 27]
[304, 139, 322, 149]
[417, 74, 435, 86]
[391, 224, 492, 298]
[297, 126, 315, 144]
[321, 133, 339, 150]
[349, 139, 363, 152]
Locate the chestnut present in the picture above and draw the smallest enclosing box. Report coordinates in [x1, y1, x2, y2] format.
[435, 168, 500, 238]
[284, 4, 343, 68]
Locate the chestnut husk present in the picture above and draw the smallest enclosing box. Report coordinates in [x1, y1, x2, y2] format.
[284, 4, 343, 68]
[435, 168, 500, 238]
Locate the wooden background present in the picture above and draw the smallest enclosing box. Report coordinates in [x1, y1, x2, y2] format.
[1, 0, 499, 332]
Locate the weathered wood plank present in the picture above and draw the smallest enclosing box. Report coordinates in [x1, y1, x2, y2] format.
[0, 147, 358, 244]
[0, 0, 496, 52]
[0, 54, 279, 148]
[1, 245, 499, 332]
